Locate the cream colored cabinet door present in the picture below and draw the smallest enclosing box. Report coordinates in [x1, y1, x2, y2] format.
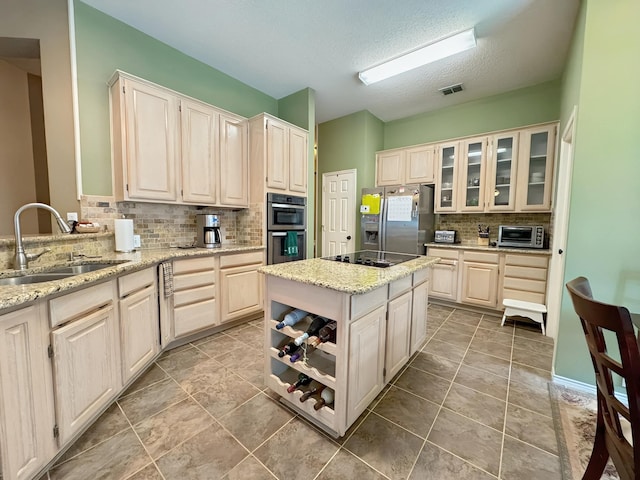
[516, 124, 556, 212]
[347, 305, 386, 426]
[385, 291, 413, 381]
[180, 98, 218, 205]
[410, 280, 429, 355]
[405, 144, 436, 184]
[219, 113, 249, 207]
[288, 126, 308, 194]
[0, 305, 57, 480]
[434, 141, 460, 212]
[120, 285, 159, 384]
[120, 78, 179, 202]
[51, 304, 120, 445]
[458, 137, 488, 212]
[376, 150, 404, 186]
[461, 261, 499, 308]
[219, 263, 263, 323]
[486, 132, 519, 211]
[429, 261, 459, 301]
[266, 118, 288, 191]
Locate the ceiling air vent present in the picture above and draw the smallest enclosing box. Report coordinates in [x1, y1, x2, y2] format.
[438, 83, 464, 96]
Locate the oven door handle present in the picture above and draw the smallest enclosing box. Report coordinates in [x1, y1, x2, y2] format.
[270, 231, 304, 237]
[270, 203, 305, 209]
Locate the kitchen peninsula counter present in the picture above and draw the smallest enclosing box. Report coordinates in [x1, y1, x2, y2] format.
[425, 242, 551, 255]
[0, 245, 264, 311]
[260, 254, 439, 437]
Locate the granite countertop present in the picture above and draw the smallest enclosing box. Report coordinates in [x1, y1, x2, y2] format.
[425, 242, 551, 255]
[0, 245, 264, 311]
[259, 256, 440, 295]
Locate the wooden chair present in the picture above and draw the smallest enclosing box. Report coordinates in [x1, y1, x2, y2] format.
[566, 276, 640, 480]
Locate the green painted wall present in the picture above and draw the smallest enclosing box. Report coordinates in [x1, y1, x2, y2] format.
[278, 88, 317, 256]
[555, 0, 640, 384]
[384, 81, 561, 149]
[74, 0, 277, 195]
[316, 111, 384, 254]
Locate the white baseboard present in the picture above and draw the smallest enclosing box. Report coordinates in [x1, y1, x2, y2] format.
[553, 374, 628, 405]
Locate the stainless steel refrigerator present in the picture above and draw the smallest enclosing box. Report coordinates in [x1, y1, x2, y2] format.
[360, 185, 435, 255]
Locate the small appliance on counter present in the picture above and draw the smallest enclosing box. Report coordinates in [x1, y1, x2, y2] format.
[434, 230, 459, 244]
[497, 225, 545, 249]
[196, 214, 222, 248]
[114, 218, 135, 252]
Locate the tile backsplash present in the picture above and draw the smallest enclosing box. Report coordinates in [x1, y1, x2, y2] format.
[436, 212, 552, 245]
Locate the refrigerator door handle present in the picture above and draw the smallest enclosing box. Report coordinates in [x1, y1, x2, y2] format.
[380, 198, 386, 251]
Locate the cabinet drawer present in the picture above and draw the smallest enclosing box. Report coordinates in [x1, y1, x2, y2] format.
[174, 299, 217, 337]
[428, 248, 459, 261]
[174, 284, 216, 307]
[504, 265, 548, 281]
[118, 268, 155, 297]
[351, 286, 386, 320]
[502, 288, 545, 305]
[504, 254, 548, 269]
[463, 251, 499, 264]
[173, 256, 216, 274]
[502, 277, 546, 294]
[413, 268, 429, 286]
[173, 270, 215, 291]
[219, 251, 264, 268]
[389, 275, 412, 299]
[50, 281, 114, 328]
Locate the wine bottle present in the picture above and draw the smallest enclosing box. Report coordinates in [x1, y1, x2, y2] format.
[294, 315, 329, 346]
[309, 321, 337, 347]
[287, 373, 311, 393]
[276, 309, 308, 330]
[278, 341, 299, 358]
[314, 387, 334, 410]
[300, 384, 325, 403]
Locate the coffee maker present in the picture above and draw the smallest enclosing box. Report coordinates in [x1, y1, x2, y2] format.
[196, 214, 222, 248]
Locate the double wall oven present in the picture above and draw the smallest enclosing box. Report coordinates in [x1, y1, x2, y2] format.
[266, 193, 306, 264]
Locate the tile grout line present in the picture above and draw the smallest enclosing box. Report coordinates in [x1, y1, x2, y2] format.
[497, 313, 516, 480]
[406, 308, 487, 479]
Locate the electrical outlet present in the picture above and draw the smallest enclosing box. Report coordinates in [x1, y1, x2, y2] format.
[133, 235, 141, 248]
[67, 212, 78, 222]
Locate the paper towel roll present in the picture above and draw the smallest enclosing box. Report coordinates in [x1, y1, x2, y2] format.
[115, 219, 134, 252]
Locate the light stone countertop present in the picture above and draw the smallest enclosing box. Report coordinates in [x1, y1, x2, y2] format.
[0, 245, 264, 312]
[425, 242, 552, 256]
[259, 256, 440, 295]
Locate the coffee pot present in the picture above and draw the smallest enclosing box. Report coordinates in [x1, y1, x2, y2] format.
[196, 214, 221, 248]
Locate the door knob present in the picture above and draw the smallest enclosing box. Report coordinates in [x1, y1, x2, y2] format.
[346, 236, 352, 240]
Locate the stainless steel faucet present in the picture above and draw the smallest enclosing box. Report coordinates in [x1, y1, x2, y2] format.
[13, 203, 73, 270]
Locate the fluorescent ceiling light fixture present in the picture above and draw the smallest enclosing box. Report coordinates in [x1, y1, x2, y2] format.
[359, 28, 476, 85]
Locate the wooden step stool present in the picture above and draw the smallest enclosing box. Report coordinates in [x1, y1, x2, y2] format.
[501, 299, 547, 335]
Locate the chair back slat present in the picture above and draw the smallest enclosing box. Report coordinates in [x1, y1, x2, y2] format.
[566, 276, 640, 479]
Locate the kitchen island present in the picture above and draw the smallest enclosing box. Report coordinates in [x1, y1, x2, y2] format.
[259, 253, 440, 437]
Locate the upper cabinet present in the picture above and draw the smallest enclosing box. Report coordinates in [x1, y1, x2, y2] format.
[434, 141, 460, 212]
[375, 144, 436, 186]
[110, 71, 249, 208]
[458, 136, 489, 213]
[516, 124, 557, 212]
[249, 113, 309, 199]
[486, 132, 519, 211]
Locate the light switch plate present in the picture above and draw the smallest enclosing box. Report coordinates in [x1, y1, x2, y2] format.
[133, 235, 141, 248]
[67, 212, 78, 222]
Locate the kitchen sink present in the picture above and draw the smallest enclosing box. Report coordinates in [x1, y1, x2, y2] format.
[0, 262, 126, 286]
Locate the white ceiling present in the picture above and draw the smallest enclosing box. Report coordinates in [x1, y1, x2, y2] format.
[79, 0, 580, 124]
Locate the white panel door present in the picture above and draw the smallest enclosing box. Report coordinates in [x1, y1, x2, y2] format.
[322, 169, 356, 257]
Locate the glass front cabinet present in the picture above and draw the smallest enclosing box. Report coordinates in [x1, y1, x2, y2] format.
[516, 125, 557, 211]
[459, 137, 488, 212]
[486, 132, 519, 211]
[435, 141, 460, 212]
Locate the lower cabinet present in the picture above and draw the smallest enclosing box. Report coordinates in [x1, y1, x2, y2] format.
[429, 248, 460, 301]
[219, 251, 264, 324]
[502, 253, 549, 304]
[460, 251, 500, 308]
[0, 305, 57, 480]
[49, 282, 121, 446]
[385, 289, 413, 381]
[118, 268, 159, 384]
[410, 277, 429, 355]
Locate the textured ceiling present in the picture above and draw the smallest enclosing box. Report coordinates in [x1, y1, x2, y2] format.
[79, 0, 580, 123]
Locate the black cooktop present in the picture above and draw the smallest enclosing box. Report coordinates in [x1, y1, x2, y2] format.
[322, 250, 422, 268]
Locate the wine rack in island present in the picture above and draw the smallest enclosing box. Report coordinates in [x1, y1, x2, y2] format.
[263, 269, 429, 437]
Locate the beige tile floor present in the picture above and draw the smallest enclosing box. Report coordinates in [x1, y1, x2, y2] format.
[39, 304, 561, 480]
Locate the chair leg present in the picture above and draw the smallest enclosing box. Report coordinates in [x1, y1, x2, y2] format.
[582, 407, 609, 480]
